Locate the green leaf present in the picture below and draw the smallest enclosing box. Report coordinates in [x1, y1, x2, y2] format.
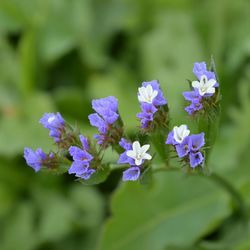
[99, 172, 231, 250]
[1, 202, 37, 250]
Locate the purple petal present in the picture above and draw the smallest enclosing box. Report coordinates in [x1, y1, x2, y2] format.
[92, 96, 118, 114]
[68, 161, 89, 175]
[79, 135, 89, 151]
[101, 109, 119, 124]
[39, 112, 64, 130]
[88, 113, 108, 133]
[69, 146, 93, 162]
[24, 147, 46, 172]
[122, 167, 140, 181]
[189, 133, 205, 151]
[119, 138, 132, 150]
[189, 152, 204, 168]
[118, 152, 135, 165]
[185, 102, 203, 115]
[175, 136, 190, 157]
[183, 89, 201, 102]
[76, 168, 96, 180]
[166, 131, 178, 145]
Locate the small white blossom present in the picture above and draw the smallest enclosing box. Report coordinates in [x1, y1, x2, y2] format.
[138, 85, 158, 104]
[173, 125, 190, 144]
[126, 141, 152, 166]
[192, 75, 217, 96]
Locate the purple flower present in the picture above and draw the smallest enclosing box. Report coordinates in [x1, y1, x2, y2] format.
[189, 152, 204, 168]
[183, 89, 201, 103]
[69, 146, 93, 164]
[175, 136, 190, 158]
[136, 103, 157, 129]
[39, 112, 65, 142]
[118, 139, 134, 165]
[122, 167, 140, 181]
[188, 133, 205, 151]
[76, 168, 96, 180]
[183, 61, 219, 115]
[166, 126, 205, 168]
[137, 80, 167, 129]
[90, 96, 119, 125]
[88, 96, 120, 146]
[68, 135, 95, 180]
[88, 113, 108, 134]
[185, 102, 203, 115]
[23, 148, 55, 172]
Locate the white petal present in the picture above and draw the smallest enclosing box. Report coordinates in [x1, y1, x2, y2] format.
[143, 153, 152, 160]
[146, 85, 153, 95]
[173, 126, 183, 142]
[135, 158, 142, 166]
[140, 144, 150, 155]
[192, 80, 202, 89]
[206, 79, 216, 88]
[132, 141, 141, 153]
[183, 129, 190, 138]
[138, 95, 145, 103]
[206, 87, 215, 94]
[151, 90, 158, 100]
[126, 150, 136, 159]
[138, 88, 146, 100]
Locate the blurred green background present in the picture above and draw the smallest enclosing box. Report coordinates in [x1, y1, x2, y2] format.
[1, 0, 250, 249]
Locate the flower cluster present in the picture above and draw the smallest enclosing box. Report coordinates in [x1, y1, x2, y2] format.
[40, 112, 65, 142]
[88, 96, 123, 147]
[166, 124, 205, 168]
[24, 148, 56, 172]
[68, 135, 96, 180]
[183, 62, 219, 115]
[118, 139, 152, 181]
[137, 80, 168, 131]
[24, 60, 218, 183]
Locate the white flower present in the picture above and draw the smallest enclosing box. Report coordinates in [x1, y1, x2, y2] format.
[138, 85, 158, 104]
[173, 125, 190, 144]
[126, 141, 152, 166]
[192, 75, 217, 96]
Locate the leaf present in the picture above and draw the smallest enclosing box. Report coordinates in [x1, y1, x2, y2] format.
[1, 202, 37, 250]
[99, 172, 231, 250]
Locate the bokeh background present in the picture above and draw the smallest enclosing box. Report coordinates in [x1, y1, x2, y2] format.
[1, 0, 250, 249]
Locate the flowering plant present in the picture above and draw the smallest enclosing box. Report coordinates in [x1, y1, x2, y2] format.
[24, 59, 221, 183]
